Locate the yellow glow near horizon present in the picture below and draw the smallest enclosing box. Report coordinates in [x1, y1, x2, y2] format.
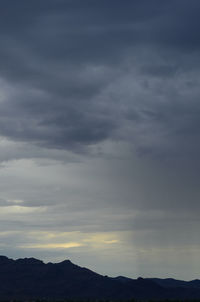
[16, 231, 121, 251]
[20, 242, 84, 249]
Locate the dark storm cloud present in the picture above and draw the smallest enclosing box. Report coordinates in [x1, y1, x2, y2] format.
[0, 0, 199, 156]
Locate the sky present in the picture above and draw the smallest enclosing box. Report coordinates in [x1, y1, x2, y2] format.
[0, 0, 199, 281]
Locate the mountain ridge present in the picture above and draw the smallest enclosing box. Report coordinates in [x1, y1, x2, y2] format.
[0, 255, 199, 300]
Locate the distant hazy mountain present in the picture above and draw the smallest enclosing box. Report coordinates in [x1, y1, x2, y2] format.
[0, 256, 199, 300]
[115, 276, 200, 289]
[146, 277, 200, 289]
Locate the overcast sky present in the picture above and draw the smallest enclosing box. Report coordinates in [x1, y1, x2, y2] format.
[0, 0, 200, 280]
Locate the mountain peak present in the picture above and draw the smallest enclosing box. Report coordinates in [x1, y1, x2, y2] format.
[0, 255, 12, 264]
[59, 259, 73, 265]
[16, 257, 44, 265]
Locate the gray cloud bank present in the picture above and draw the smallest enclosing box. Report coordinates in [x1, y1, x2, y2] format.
[0, 0, 199, 158]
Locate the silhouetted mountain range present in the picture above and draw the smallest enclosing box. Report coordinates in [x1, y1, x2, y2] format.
[0, 256, 199, 300]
